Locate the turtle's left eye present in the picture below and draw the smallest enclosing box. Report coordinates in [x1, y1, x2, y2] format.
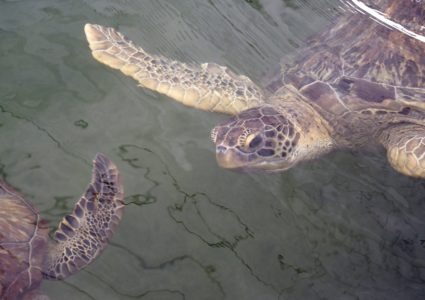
[245, 134, 263, 149]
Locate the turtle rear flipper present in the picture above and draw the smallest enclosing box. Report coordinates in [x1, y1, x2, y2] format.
[43, 153, 124, 280]
[84, 24, 265, 115]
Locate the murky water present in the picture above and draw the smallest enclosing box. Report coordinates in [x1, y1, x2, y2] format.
[1, 0, 425, 299]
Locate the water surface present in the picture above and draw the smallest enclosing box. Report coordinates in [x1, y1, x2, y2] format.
[1, 0, 425, 299]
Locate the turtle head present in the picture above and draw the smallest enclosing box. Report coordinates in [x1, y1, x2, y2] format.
[211, 106, 309, 172]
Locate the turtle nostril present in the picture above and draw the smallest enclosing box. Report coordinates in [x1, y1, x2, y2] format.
[216, 146, 227, 153]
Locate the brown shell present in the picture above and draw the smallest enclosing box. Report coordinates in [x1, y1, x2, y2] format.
[274, 1, 425, 115]
[0, 181, 48, 299]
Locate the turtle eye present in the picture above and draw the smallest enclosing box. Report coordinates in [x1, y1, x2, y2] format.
[245, 133, 263, 149]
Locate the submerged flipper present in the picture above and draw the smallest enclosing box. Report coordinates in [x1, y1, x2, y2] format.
[84, 23, 265, 115]
[43, 153, 124, 279]
[380, 125, 425, 178]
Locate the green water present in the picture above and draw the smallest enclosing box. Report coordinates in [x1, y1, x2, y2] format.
[1, 0, 424, 299]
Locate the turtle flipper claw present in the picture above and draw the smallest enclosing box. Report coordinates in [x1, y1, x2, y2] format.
[43, 153, 124, 279]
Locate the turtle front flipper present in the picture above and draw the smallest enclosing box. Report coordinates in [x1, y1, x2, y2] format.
[43, 153, 124, 280]
[380, 125, 425, 178]
[84, 24, 265, 115]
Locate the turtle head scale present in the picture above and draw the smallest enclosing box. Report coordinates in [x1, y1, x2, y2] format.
[211, 105, 333, 172]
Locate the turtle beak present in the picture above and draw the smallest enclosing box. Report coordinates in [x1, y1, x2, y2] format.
[215, 146, 246, 169]
[215, 145, 298, 173]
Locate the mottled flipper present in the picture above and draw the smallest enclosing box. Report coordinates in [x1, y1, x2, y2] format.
[380, 125, 425, 178]
[84, 23, 265, 115]
[43, 153, 124, 279]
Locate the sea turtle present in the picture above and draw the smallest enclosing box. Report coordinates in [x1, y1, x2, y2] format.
[84, 1, 425, 178]
[0, 153, 124, 300]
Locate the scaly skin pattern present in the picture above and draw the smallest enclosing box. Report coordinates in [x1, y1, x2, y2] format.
[84, 24, 265, 114]
[211, 106, 302, 170]
[211, 92, 334, 172]
[43, 153, 124, 280]
[380, 125, 425, 178]
[0, 154, 124, 299]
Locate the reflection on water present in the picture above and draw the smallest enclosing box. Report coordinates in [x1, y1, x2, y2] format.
[0, 0, 424, 299]
[344, 0, 425, 42]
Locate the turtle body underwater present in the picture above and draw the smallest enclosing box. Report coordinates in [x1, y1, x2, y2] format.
[0, 153, 124, 299]
[85, 1, 424, 178]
